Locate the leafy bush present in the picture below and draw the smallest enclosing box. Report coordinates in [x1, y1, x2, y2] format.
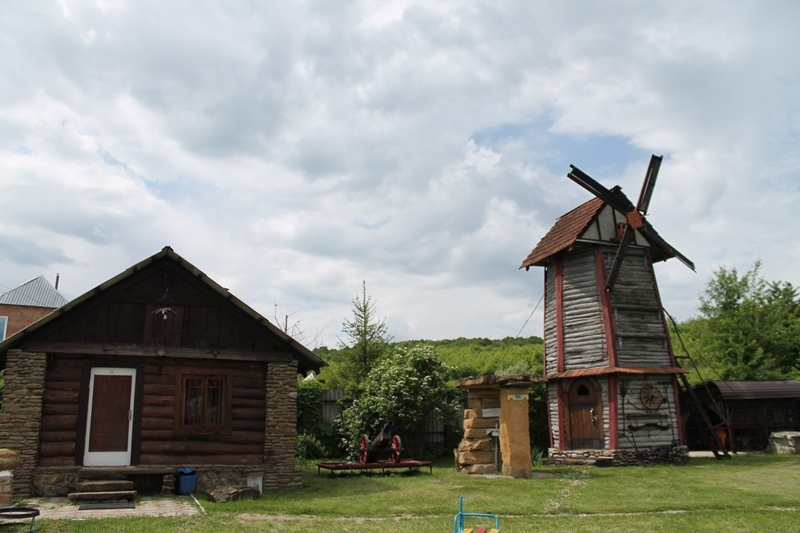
[296, 379, 337, 458]
[336, 345, 459, 460]
[295, 431, 326, 462]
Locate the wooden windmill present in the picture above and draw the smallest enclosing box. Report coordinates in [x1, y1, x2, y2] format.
[520, 155, 695, 464]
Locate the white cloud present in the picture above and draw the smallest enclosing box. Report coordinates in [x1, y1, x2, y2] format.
[1, 0, 798, 349]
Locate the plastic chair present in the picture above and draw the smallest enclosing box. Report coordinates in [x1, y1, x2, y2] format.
[453, 496, 500, 533]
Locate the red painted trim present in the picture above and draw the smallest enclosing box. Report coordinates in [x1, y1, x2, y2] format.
[672, 376, 685, 445]
[557, 381, 566, 451]
[547, 384, 555, 448]
[595, 248, 618, 368]
[608, 374, 619, 449]
[555, 258, 565, 374]
[543, 265, 550, 374]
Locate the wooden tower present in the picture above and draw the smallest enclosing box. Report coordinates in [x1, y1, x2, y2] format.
[520, 155, 694, 465]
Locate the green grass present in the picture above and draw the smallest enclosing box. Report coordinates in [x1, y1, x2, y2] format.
[29, 454, 800, 532]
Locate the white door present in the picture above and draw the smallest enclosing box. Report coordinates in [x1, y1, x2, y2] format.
[83, 367, 136, 466]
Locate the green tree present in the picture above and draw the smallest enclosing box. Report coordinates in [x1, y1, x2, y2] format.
[336, 345, 459, 459]
[679, 262, 800, 380]
[337, 281, 392, 390]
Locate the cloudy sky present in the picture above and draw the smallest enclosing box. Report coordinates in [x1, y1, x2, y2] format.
[1, 1, 798, 349]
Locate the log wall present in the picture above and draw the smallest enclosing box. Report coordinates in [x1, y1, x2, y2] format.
[37, 355, 267, 467]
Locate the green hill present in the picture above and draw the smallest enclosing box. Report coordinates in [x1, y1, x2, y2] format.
[315, 336, 544, 382]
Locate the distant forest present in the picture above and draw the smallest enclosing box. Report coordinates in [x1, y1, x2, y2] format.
[315, 336, 544, 382]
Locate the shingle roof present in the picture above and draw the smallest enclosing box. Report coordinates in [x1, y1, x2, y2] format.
[700, 380, 800, 401]
[0, 276, 68, 308]
[519, 196, 605, 269]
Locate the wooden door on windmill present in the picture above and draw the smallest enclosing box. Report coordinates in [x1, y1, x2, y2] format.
[567, 378, 602, 449]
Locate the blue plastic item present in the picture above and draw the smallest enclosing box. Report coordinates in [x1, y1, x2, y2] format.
[175, 468, 196, 495]
[453, 496, 500, 533]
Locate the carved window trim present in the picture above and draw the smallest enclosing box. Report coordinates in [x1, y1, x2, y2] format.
[174, 370, 233, 435]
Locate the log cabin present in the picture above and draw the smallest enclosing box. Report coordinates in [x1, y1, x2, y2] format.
[0, 246, 325, 496]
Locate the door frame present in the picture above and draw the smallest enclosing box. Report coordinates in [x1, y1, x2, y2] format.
[76, 363, 143, 467]
[83, 367, 137, 466]
[565, 377, 604, 450]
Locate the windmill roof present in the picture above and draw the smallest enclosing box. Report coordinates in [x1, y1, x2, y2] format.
[520, 187, 691, 270]
[0, 276, 68, 308]
[519, 196, 605, 269]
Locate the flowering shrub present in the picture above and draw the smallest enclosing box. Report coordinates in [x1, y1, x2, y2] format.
[336, 345, 459, 459]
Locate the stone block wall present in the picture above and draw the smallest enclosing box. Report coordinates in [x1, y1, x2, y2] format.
[263, 360, 301, 490]
[0, 350, 46, 496]
[455, 390, 501, 474]
[545, 445, 689, 466]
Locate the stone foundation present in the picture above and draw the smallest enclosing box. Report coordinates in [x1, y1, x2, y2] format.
[32, 466, 265, 496]
[544, 445, 689, 466]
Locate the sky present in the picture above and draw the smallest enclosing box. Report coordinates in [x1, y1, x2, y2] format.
[1, 1, 799, 349]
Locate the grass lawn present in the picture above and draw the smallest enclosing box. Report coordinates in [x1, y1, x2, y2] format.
[28, 453, 800, 532]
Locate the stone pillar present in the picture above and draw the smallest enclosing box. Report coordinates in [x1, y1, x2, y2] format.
[499, 387, 532, 478]
[455, 390, 500, 474]
[0, 350, 46, 496]
[263, 360, 301, 491]
[0, 471, 12, 505]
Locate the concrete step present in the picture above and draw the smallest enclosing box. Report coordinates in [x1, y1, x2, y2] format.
[77, 469, 128, 481]
[68, 490, 137, 502]
[76, 480, 135, 493]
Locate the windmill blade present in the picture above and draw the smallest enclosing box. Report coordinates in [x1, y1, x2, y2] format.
[605, 224, 634, 292]
[639, 221, 696, 271]
[568, 165, 634, 214]
[637, 155, 662, 215]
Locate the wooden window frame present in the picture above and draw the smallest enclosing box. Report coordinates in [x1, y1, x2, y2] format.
[174, 369, 233, 436]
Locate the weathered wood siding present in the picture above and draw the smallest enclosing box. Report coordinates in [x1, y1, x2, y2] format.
[543, 264, 558, 375]
[616, 376, 678, 449]
[599, 377, 611, 449]
[547, 383, 560, 449]
[562, 249, 607, 370]
[36, 261, 283, 352]
[604, 249, 672, 368]
[38, 355, 267, 467]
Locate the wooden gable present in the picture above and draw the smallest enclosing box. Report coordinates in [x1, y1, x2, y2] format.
[2, 247, 324, 374]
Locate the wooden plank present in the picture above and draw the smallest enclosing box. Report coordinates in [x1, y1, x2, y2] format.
[142, 405, 174, 419]
[23, 341, 293, 362]
[43, 403, 79, 416]
[39, 430, 78, 443]
[231, 397, 266, 409]
[41, 414, 78, 431]
[39, 441, 76, 458]
[139, 454, 262, 466]
[231, 407, 264, 421]
[140, 430, 263, 445]
[231, 419, 266, 432]
[140, 417, 174, 431]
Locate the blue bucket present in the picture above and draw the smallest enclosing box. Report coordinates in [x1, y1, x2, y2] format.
[175, 468, 196, 495]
